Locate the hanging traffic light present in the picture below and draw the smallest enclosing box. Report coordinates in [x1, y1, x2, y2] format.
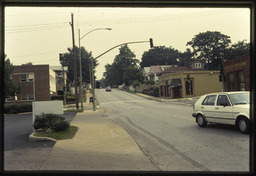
[149, 38, 154, 48]
[59, 53, 63, 62]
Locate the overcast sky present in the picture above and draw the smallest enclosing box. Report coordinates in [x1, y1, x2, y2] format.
[5, 7, 250, 79]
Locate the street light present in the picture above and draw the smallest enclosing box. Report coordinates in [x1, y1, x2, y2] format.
[78, 28, 112, 110]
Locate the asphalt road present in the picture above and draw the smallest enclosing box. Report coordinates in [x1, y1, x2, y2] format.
[4, 112, 76, 170]
[95, 88, 250, 172]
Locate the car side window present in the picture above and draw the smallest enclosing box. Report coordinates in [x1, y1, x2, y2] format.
[217, 95, 231, 106]
[202, 95, 217, 106]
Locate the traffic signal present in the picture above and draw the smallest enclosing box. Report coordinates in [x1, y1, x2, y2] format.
[187, 74, 190, 81]
[59, 53, 63, 62]
[219, 74, 223, 82]
[149, 38, 154, 48]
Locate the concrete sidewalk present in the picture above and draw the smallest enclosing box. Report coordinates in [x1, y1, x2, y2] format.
[39, 92, 158, 171]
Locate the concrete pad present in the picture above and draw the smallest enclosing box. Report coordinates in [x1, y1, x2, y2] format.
[40, 110, 158, 171]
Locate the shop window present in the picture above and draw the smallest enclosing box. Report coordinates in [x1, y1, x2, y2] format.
[185, 81, 193, 95]
[228, 73, 235, 91]
[238, 71, 245, 91]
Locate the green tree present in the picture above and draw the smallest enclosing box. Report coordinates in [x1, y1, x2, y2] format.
[187, 31, 231, 70]
[226, 40, 250, 60]
[177, 48, 194, 66]
[104, 45, 140, 86]
[123, 66, 143, 86]
[4, 56, 20, 97]
[61, 46, 96, 86]
[140, 46, 180, 68]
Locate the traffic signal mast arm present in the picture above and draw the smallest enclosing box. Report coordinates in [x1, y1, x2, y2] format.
[94, 38, 153, 60]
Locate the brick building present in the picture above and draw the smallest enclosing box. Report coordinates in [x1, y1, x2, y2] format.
[12, 65, 57, 101]
[222, 55, 250, 91]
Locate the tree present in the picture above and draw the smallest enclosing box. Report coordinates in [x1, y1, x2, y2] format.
[187, 31, 231, 70]
[104, 45, 141, 86]
[226, 40, 250, 60]
[177, 48, 194, 66]
[61, 46, 96, 86]
[123, 66, 143, 86]
[4, 56, 20, 97]
[140, 46, 180, 68]
[21, 62, 33, 66]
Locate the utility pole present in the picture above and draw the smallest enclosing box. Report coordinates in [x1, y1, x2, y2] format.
[70, 13, 79, 109]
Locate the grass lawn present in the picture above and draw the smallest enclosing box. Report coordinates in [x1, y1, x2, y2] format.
[34, 126, 78, 140]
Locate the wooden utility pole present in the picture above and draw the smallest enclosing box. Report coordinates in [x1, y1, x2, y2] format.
[70, 13, 79, 109]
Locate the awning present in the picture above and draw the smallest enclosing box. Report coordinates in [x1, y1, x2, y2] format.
[170, 79, 181, 88]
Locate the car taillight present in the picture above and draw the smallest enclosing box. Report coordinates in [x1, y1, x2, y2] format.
[193, 104, 195, 110]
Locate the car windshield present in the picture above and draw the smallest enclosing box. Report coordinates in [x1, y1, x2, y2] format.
[229, 92, 250, 105]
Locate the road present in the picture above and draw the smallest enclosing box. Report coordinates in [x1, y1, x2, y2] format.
[95, 88, 250, 171]
[4, 112, 76, 170]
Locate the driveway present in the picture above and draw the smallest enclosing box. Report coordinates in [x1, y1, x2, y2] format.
[4, 112, 76, 170]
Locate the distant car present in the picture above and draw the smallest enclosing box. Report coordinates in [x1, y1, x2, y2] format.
[192, 91, 250, 134]
[106, 86, 111, 92]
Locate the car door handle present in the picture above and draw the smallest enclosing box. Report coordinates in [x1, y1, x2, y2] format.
[201, 107, 204, 109]
[215, 107, 219, 110]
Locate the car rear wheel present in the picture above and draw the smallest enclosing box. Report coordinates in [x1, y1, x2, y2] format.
[238, 117, 250, 134]
[196, 114, 207, 127]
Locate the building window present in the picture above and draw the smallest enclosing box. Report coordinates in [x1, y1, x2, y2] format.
[20, 74, 33, 82]
[185, 80, 193, 95]
[238, 71, 245, 91]
[195, 63, 201, 68]
[21, 94, 34, 101]
[228, 73, 235, 91]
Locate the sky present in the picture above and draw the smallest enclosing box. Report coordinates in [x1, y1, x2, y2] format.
[5, 7, 250, 79]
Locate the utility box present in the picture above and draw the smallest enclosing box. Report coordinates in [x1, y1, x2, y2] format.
[32, 101, 63, 130]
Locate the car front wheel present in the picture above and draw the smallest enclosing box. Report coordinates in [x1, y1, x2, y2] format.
[196, 114, 207, 127]
[238, 117, 250, 134]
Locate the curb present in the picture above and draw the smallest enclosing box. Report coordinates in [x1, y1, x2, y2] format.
[29, 132, 57, 142]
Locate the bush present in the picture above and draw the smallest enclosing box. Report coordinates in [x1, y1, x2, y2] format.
[4, 103, 32, 114]
[33, 113, 70, 132]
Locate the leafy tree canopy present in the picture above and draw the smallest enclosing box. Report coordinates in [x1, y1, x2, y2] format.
[4, 56, 21, 97]
[187, 31, 231, 70]
[61, 46, 96, 86]
[226, 40, 250, 60]
[140, 46, 180, 68]
[104, 45, 142, 86]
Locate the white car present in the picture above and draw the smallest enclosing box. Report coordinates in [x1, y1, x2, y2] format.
[192, 91, 250, 134]
[106, 86, 111, 92]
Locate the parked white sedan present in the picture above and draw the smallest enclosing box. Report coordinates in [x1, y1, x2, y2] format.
[192, 91, 250, 134]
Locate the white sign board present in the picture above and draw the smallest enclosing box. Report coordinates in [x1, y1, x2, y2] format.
[32, 101, 63, 130]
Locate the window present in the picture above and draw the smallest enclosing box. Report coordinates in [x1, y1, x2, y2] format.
[20, 74, 33, 82]
[21, 94, 34, 101]
[20, 74, 27, 82]
[195, 63, 201, 68]
[238, 71, 245, 91]
[228, 73, 235, 91]
[217, 95, 231, 106]
[202, 95, 217, 105]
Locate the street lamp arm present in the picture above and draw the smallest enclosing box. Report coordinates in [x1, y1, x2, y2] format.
[80, 28, 112, 40]
[94, 40, 150, 60]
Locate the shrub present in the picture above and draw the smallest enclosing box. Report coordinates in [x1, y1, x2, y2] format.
[4, 103, 32, 114]
[33, 113, 70, 132]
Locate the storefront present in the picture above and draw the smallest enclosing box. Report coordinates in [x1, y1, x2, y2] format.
[222, 55, 250, 91]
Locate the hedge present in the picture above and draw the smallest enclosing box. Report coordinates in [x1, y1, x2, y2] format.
[4, 103, 32, 114]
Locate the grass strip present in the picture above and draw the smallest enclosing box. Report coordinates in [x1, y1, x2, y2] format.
[34, 126, 78, 140]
